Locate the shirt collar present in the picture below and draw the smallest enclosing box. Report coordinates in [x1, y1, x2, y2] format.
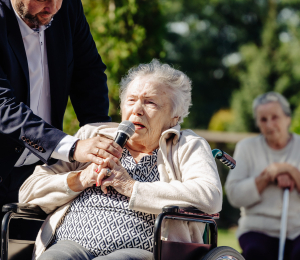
[11, 1, 53, 37]
[160, 124, 181, 145]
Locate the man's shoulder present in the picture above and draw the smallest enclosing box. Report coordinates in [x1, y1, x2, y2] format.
[0, 1, 10, 40]
[0, 0, 8, 17]
[59, 0, 82, 14]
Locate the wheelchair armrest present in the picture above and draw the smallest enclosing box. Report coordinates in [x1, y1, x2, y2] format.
[162, 205, 219, 219]
[154, 205, 219, 260]
[2, 203, 47, 219]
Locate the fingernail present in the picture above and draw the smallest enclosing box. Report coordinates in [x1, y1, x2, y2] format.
[95, 168, 98, 173]
[96, 182, 98, 187]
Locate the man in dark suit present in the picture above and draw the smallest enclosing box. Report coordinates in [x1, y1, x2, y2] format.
[0, 0, 122, 218]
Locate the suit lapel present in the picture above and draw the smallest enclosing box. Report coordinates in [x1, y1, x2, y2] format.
[3, 0, 30, 102]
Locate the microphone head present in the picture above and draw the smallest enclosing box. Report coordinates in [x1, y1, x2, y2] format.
[117, 121, 135, 138]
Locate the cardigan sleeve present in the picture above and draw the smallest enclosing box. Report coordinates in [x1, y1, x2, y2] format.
[19, 126, 89, 214]
[128, 136, 222, 215]
[19, 123, 118, 213]
[225, 140, 261, 208]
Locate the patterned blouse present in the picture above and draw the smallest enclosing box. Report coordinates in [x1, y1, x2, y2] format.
[53, 148, 159, 256]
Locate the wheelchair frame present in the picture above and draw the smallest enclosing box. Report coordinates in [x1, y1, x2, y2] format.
[1, 149, 241, 260]
[1, 203, 219, 260]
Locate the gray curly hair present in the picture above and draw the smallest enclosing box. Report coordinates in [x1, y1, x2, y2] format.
[252, 92, 291, 120]
[119, 59, 192, 124]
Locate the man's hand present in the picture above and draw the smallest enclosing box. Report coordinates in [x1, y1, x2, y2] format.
[73, 136, 122, 164]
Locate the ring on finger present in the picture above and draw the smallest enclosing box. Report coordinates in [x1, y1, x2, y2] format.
[106, 168, 112, 177]
[97, 148, 100, 155]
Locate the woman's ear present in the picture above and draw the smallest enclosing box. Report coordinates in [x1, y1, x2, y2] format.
[170, 116, 179, 127]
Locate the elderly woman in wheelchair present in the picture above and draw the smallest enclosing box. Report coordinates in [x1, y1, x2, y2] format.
[18, 60, 223, 260]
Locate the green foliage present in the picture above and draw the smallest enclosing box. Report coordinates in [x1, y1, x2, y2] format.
[62, 0, 300, 136]
[229, 0, 300, 132]
[82, 0, 165, 121]
[208, 109, 234, 131]
[291, 104, 300, 134]
[64, 0, 165, 134]
[160, 0, 265, 128]
[218, 228, 241, 252]
[63, 98, 80, 136]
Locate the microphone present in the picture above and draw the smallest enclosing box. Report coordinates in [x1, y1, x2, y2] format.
[115, 121, 135, 148]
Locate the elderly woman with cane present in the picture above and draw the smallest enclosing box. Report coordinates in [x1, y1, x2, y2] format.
[19, 59, 222, 260]
[225, 92, 300, 260]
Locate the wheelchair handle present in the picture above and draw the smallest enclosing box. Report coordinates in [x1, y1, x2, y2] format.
[212, 149, 236, 169]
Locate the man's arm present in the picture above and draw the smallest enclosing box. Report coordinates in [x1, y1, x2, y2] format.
[0, 66, 67, 164]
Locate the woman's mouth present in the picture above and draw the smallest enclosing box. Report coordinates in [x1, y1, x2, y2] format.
[133, 122, 145, 129]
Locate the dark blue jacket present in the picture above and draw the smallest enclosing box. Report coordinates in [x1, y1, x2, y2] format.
[0, 0, 111, 181]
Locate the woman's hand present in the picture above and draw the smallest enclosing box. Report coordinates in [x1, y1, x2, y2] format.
[98, 159, 136, 197]
[264, 163, 290, 180]
[257, 163, 300, 192]
[67, 163, 103, 192]
[255, 170, 272, 194]
[276, 173, 295, 191]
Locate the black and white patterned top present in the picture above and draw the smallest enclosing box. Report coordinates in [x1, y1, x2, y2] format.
[53, 148, 159, 256]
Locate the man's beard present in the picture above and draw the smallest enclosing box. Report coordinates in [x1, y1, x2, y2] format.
[16, 2, 53, 28]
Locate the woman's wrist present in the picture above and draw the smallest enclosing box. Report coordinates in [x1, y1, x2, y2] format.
[67, 171, 84, 192]
[255, 171, 272, 194]
[125, 179, 136, 197]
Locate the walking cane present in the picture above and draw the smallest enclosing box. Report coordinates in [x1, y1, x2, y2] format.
[278, 188, 289, 260]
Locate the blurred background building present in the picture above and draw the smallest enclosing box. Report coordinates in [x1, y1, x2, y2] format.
[63, 0, 300, 250]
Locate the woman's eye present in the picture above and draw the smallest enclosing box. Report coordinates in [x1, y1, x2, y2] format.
[260, 118, 267, 122]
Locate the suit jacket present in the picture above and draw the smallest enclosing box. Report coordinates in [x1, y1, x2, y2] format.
[0, 0, 111, 182]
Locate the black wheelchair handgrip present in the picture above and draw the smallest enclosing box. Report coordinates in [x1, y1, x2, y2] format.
[2, 203, 47, 217]
[162, 205, 219, 219]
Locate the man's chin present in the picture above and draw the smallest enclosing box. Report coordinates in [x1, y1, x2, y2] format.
[37, 15, 52, 25]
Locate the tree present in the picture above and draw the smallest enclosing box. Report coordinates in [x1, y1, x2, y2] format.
[229, 0, 300, 133]
[64, 0, 165, 135]
[160, 0, 264, 128]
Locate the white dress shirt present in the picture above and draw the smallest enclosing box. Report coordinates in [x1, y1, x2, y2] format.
[12, 5, 78, 166]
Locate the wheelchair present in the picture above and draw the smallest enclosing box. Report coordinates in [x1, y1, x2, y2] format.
[1, 149, 244, 260]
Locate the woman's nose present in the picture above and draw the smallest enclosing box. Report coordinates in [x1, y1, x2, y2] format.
[132, 101, 144, 116]
[266, 119, 273, 129]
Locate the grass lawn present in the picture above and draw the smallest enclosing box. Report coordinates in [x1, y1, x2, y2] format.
[218, 228, 242, 253]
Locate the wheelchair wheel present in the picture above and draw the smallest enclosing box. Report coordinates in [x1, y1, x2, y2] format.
[201, 246, 245, 260]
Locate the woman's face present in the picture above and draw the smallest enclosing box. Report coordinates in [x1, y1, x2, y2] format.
[121, 77, 178, 150]
[256, 102, 291, 143]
